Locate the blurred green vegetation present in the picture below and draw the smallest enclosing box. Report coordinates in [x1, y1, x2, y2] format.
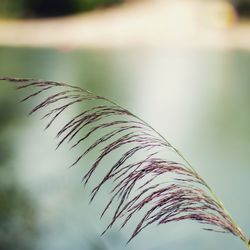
[0, 0, 123, 18]
[231, 0, 250, 17]
[0, 87, 38, 250]
[0, 184, 37, 250]
[0, 0, 250, 19]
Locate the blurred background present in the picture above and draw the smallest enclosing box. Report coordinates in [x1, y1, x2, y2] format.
[0, 0, 250, 250]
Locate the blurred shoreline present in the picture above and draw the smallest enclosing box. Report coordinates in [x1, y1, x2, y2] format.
[0, 0, 250, 50]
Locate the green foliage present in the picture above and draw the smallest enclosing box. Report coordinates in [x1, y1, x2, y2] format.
[74, 0, 123, 12]
[230, 0, 250, 17]
[0, 0, 123, 18]
[0, 0, 26, 18]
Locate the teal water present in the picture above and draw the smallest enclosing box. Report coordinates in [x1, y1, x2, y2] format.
[0, 47, 249, 250]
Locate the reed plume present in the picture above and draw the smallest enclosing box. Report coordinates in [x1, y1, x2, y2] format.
[0, 77, 249, 248]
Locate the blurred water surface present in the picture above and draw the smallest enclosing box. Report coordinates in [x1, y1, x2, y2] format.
[0, 47, 249, 250]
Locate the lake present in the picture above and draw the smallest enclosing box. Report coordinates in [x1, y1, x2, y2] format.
[0, 47, 249, 250]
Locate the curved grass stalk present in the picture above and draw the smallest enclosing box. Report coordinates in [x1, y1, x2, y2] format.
[0, 77, 249, 248]
[104, 92, 249, 248]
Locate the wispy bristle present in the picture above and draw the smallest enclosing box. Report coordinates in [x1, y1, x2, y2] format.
[1, 77, 248, 246]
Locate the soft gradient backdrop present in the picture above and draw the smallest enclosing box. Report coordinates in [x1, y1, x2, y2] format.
[0, 47, 249, 250]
